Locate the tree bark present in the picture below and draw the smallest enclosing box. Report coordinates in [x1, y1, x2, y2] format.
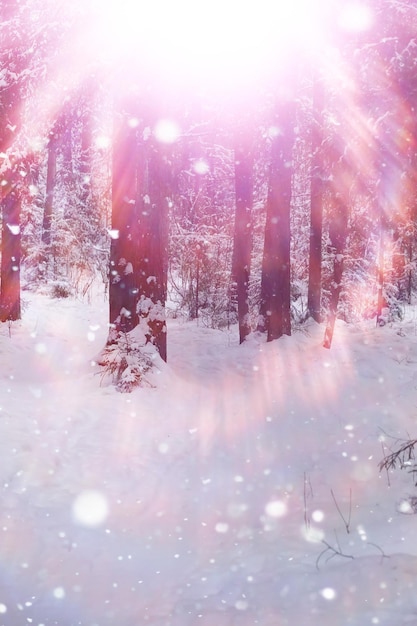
[109, 100, 170, 362]
[42, 130, 58, 246]
[232, 127, 253, 343]
[109, 104, 140, 334]
[0, 3, 22, 322]
[323, 194, 348, 348]
[136, 133, 170, 362]
[307, 75, 324, 322]
[259, 101, 295, 342]
[0, 186, 21, 321]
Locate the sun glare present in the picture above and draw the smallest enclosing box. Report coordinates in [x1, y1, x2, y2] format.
[338, 2, 374, 32]
[88, 0, 347, 92]
[153, 119, 181, 144]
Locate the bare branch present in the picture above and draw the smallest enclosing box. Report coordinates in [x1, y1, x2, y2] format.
[331, 488, 352, 533]
[316, 540, 354, 571]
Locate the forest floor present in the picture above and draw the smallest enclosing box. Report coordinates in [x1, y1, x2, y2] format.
[0, 288, 417, 625]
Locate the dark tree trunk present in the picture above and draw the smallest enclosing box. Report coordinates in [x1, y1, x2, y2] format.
[61, 111, 74, 189]
[323, 194, 349, 348]
[42, 131, 58, 246]
[259, 102, 295, 342]
[109, 105, 140, 334]
[376, 224, 385, 325]
[307, 75, 324, 323]
[0, 186, 21, 322]
[136, 134, 170, 362]
[0, 5, 22, 322]
[232, 128, 253, 344]
[79, 90, 93, 210]
[109, 100, 170, 362]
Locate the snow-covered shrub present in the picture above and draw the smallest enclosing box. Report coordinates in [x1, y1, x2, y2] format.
[50, 280, 72, 298]
[98, 325, 155, 392]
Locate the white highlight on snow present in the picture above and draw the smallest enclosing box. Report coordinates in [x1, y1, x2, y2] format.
[35, 343, 47, 355]
[87, 332, 95, 342]
[158, 442, 169, 454]
[265, 499, 287, 518]
[107, 229, 119, 240]
[128, 117, 139, 128]
[6, 223, 20, 235]
[53, 587, 66, 599]
[215, 522, 229, 533]
[357, 524, 367, 541]
[154, 119, 180, 144]
[235, 599, 249, 611]
[320, 587, 337, 600]
[312, 509, 324, 523]
[0, 604, 6, 614]
[302, 525, 325, 543]
[72, 490, 109, 528]
[398, 499, 414, 514]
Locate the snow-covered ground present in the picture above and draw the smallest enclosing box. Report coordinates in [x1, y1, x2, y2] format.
[1, 289, 417, 625]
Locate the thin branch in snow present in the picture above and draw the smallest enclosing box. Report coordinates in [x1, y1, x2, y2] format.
[331, 488, 352, 534]
[367, 542, 390, 564]
[316, 540, 354, 571]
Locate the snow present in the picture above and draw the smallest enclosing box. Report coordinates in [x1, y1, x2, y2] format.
[1, 290, 417, 625]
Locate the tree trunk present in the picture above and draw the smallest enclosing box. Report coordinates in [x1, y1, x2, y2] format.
[307, 75, 324, 322]
[0, 186, 21, 322]
[136, 134, 170, 362]
[0, 5, 22, 322]
[79, 91, 93, 210]
[232, 127, 253, 343]
[109, 105, 140, 334]
[42, 131, 58, 246]
[376, 224, 385, 325]
[259, 102, 294, 341]
[109, 101, 170, 362]
[323, 194, 349, 349]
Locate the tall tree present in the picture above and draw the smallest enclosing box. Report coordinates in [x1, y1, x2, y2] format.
[322, 134, 350, 349]
[109, 100, 140, 335]
[41, 128, 58, 246]
[307, 74, 325, 322]
[258, 101, 295, 341]
[109, 98, 170, 362]
[136, 128, 170, 362]
[232, 123, 254, 343]
[0, 1, 23, 321]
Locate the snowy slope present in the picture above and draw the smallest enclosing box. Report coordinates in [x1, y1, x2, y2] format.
[0, 291, 417, 625]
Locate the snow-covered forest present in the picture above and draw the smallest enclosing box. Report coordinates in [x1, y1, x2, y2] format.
[1, 0, 417, 624]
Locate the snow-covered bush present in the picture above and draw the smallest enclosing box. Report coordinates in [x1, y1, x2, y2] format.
[50, 280, 72, 298]
[98, 325, 156, 392]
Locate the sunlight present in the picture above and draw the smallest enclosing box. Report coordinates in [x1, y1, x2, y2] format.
[338, 2, 374, 32]
[89, 0, 337, 91]
[153, 119, 181, 144]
